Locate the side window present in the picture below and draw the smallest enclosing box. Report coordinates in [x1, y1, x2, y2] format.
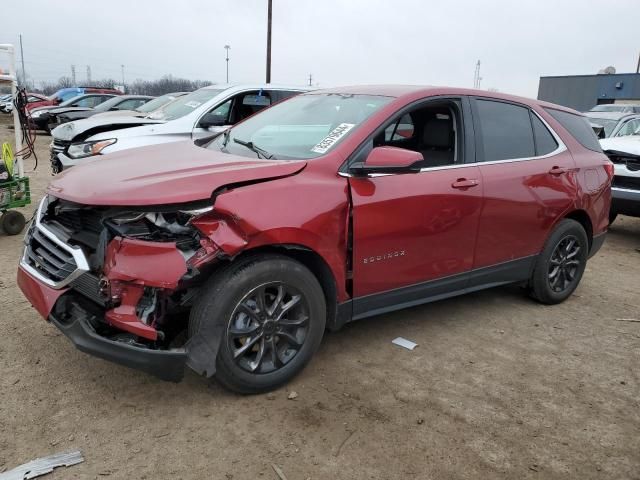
[115, 99, 144, 110]
[544, 108, 602, 152]
[78, 96, 106, 108]
[384, 114, 415, 141]
[198, 99, 232, 128]
[229, 91, 272, 124]
[475, 100, 535, 161]
[616, 119, 640, 137]
[531, 114, 558, 155]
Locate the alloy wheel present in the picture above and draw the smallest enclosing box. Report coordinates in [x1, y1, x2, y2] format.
[547, 235, 581, 293]
[226, 282, 310, 374]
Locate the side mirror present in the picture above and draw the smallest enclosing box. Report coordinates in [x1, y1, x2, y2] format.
[350, 146, 423, 176]
[199, 111, 227, 129]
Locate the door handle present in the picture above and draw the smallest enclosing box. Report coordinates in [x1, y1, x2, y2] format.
[548, 166, 567, 175]
[451, 178, 479, 189]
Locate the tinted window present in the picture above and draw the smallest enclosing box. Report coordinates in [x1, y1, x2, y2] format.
[545, 108, 602, 152]
[476, 100, 535, 161]
[531, 114, 558, 155]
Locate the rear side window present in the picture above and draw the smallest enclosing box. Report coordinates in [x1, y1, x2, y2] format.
[544, 108, 602, 152]
[476, 100, 535, 161]
[531, 114, 558, 155]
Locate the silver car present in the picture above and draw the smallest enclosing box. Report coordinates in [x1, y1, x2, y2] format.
[599, 135, 640, 223]
[585, 112, 640, 138]
[50, 84, 309, 172]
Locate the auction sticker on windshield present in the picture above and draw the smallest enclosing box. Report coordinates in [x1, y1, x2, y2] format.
[311, 123, 355, 154]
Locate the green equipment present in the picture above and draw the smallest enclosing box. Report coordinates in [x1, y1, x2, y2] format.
[1, 142, 30, 235]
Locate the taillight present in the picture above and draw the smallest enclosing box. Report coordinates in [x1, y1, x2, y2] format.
[604, 161, 614, 183]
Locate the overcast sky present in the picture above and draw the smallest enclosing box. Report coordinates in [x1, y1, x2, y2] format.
[2, 0, 639, 97]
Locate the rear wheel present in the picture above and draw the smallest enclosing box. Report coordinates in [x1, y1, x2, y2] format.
[529, 219, 588, 305]
[1, 210, 26, 235]
[189, 255, 326, 394]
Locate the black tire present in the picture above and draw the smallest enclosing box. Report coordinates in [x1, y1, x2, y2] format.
[189, 255, 326, 394]
[529, 219, 588, 305]
[1, 210, 26, 235]
[609, 210, 618, 225]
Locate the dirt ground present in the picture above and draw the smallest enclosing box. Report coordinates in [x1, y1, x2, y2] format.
[0, 117, 638, 480]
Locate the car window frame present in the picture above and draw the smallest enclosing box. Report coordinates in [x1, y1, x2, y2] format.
[469, 97, 566, 165]
[340, 95, 474, 175]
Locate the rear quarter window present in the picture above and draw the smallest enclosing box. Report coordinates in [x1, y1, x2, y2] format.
[544, 108, 602, 153]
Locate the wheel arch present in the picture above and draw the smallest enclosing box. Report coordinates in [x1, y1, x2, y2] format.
[219, 244, 344, 331]
[563, 209, 593, 249]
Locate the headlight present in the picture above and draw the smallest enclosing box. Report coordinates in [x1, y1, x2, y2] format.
[67, 139, 117, 159]
[31, 111, 43, 118]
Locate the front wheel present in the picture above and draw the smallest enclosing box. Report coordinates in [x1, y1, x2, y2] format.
[189, 255, 326, 394]
[529, 219, 588, 305]
[1, 210, 26, 235]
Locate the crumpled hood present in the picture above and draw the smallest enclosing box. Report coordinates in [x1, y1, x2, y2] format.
[47, 141, 307, 206]
[52, 115, 163, 141]
[600, 136, 640, 156]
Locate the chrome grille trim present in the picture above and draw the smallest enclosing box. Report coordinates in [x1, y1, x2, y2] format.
[20, 196, 90, 289]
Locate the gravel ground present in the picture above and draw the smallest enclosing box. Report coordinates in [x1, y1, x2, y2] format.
[0, 118, 639, 479]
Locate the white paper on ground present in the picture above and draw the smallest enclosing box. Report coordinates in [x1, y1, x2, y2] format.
[392, 337, 418, 350]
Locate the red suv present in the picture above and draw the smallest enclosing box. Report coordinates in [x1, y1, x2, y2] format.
[17, 86, 612, 393]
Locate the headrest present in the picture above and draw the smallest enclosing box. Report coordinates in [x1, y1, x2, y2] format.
[422, 119, 451, 148]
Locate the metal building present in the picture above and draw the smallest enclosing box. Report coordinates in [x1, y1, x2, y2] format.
[537, 73, 640, 111]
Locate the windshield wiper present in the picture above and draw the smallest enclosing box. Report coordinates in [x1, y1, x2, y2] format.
[233, 138, 275, 159]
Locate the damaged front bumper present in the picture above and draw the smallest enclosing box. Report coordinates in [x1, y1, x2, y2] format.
[18, 266, 187, 382]
[50, 296, 187, 382]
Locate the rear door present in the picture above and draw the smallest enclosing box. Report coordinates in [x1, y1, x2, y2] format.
[470, 97, 576, 274]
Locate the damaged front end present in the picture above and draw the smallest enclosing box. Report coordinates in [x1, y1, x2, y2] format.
[18, 195, 244, 381]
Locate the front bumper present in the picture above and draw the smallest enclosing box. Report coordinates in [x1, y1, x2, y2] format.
[19, 265, 187, 382]
[52, 151, 83, 171]
[50, 305, 187, 382]
[611, 186, 640, 217]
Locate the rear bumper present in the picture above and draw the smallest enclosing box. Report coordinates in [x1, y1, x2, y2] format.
[50, 308, 187, 382]
[611, 187, 640, 217]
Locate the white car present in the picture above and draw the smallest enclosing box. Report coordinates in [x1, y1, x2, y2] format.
[50, 84, 309, 172]
[600, 135, 640, 223]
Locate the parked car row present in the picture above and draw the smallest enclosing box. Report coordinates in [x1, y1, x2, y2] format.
[1, 92, 48, 113]
[18, 84, 613, 393]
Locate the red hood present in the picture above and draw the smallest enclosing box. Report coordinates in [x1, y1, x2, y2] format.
[47, 141, 307, 206]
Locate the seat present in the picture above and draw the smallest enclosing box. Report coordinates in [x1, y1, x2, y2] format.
[420, 118, 454, 167]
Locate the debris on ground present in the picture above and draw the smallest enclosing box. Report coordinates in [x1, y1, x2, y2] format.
[271, 463, 288, 480]
[287, 391, 299, 400]
[392, 337, 418, 350]
[0, 450, 84, 480]
[615, 318, 640, 323]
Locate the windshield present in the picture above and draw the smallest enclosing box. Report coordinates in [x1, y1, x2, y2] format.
[148, 89, 224, 121]
[135, 94, 178, 113]
[588, 117, 618, 137]
[590, 105, 625, 113]
[209, 93, 392, 160]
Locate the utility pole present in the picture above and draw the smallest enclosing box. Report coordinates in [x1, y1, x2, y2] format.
[636, 51, 640, 74]
[308, 73, 313, 86]
[266, 0, 272, 83]
[70, 65, 76, 84]
[224, 45, 231, 83]
[473, 60, 482, 89]
[86, 65, 92, 84]
[19, 34, 25, 86]
[121, 64, 125, 91]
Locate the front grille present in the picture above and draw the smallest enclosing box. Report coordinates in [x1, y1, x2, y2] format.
[51, 209, 104, 236]
[70, 272, 106, 306]
[613, 176, 640, 191]
[24, 227, 78, 283]
[51, 139, 70, 155]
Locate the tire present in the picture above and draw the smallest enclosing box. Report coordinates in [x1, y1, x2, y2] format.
[609, 210, 618, 225]
[1, 210, 26, 235]
[529, 219, 588, 305]
[189, 255, 326, 394]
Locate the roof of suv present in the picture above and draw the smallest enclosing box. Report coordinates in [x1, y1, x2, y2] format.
[311, 85, 580, 114]
[584, 111, 639, 121]
[200, 83, 310, 92]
